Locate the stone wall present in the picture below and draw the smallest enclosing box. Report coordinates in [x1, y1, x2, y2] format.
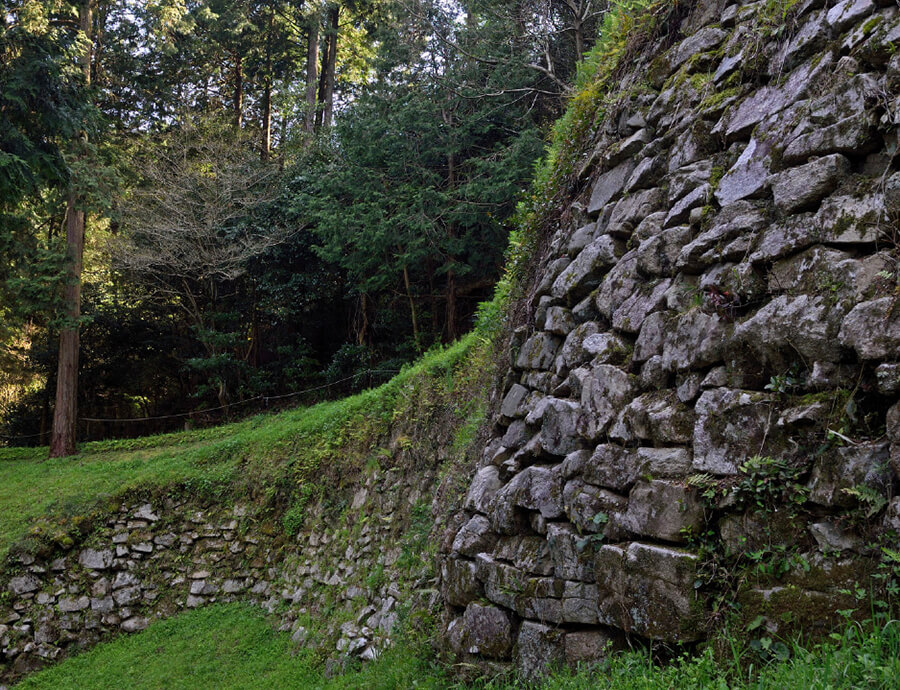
[1, 463, 439, 684]
[439, 0, 900, 678]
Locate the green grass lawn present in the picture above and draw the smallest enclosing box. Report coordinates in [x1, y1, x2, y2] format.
[16, 602, 900, 689]
[15, 603, 447, 690]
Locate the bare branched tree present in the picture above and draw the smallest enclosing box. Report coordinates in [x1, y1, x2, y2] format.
[113, 119, 289, 407]
[116, 121, 284, 287]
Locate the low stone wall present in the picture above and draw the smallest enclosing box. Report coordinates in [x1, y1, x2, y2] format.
[1, 464, 440, 684]
[440, 0, 900, 678]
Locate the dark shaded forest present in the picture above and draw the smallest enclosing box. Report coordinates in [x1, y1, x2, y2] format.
[1, 0, 604, 448]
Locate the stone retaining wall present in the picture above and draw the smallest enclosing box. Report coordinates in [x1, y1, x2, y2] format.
[439, 0, 900, 678]
[1, 464, 439, 684]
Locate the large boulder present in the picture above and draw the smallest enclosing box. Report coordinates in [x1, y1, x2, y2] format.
[595, 542, 704, 642]
[693, 388, 774, 475]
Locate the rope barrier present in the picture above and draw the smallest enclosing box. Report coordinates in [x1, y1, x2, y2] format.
[0, 369, 401, 438]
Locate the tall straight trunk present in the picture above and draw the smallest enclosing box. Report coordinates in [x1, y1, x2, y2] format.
[321, 6, 338, 129]
[261, 77, 272, 160]
[445, 268, 458, 341]
[402, 265, 420, 351]
[315, 30, 328, 129]
[304, 18, 319, 133]
[234, 52, 243, 129]
[50, 199, 85, 457]
[50, 0, 91, 458]
[261, 6, 273, 160]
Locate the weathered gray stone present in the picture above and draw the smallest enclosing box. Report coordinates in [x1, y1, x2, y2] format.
[58, 596, 90, 613]
[767, 246, 853, 295]
[612, 279, 671, 334]
[588, 160, 637, 214]
[561, 581, 600, 624]
[661, 308, 728, 372]
[771, 9, 829, 73]
[78, 549, 114, 571]
[544, 307, 577, 335]
[452, 516, 497, 558]
[816, 192, 887, 244]
[633, 311, 669, 363]
[724, 52, 834, 141]
[546, 523, 595, 581]
[563, 479, 627, 534]
[535, 257, 572, 299]
[621, 480, 703, 542]
[783, 113, 876, 163]
[462, 604, 514, 659]
[564, 629, 617, 666]
[735, 295, 844, 364]
[633, 210, 667, 243]
[582, 332, 629, 364]
[133, 504, 159, 522]
[566, 223, 596, 256]
[595, 250, 639, 318]
[121, 617, 149, 633]
[668, 161, 712, 205]
[595, 542, 703, 642]
[540, 398, 582, 456]
[516, 333, 561, 370]
[884, 497, 900, 534]
[666, 184, 711, 228]
[770, 154, 849, 213]
[465, 466, 503, 514]
[673, 117, 717, 167]
[112, 572, 139, 590]
[607, 188, 666, 236]
[715, 138, 771, 206]
[638, 226, 692, 278]
[808, 442, 891, 507]
[826, 0, 875, 32]
[749, 213, 821, 264]
[625, 156, 664, 193]
[603, 129, 653, 169]
[578, 364, 636, 441]
[516, 621, 565, 683]
[876, 364, 900, 395]
[90, 597, 114, 613]
[491, 466, 563, 534]
[677, 201, 767, 272]
[441, 558, 481, 607]
[693, 388, 774, 475]
[9, 575, 40, 596]
[839, 298, 900, 359]
[551, 236, 622, 301]
[885, 171, 900, 217]
[560, 322, 602, 368]
[504, 536, 554, 576]
[809, 521, 863, 553]
[612, 391, 694, 445]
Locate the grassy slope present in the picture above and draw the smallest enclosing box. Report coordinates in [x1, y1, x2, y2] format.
[15, 603, 448, 690]
[17, 603, 900, 689]
[0, 336, 477, 560]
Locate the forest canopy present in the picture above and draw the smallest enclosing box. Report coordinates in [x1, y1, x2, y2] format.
[0, 0, 606, 450]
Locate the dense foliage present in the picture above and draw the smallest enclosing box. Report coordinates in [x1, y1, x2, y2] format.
[0, 0, 604, 446]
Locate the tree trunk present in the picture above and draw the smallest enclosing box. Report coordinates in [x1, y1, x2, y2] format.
[233, 52, 243, 129]
[402, 265, 420, 352]
[49, 0, 91, 458]
[321, 6, 338, 129]
[445, 268, 458, 342]
[49, 198, 85, 457]
[261, 6, 274, 160]
[261, 76, 272, 160]
[304, 18, 319, 134]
